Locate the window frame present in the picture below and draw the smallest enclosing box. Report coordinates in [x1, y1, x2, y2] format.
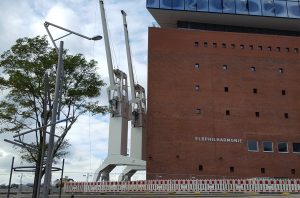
[262, 141, 274, 152]
[292, 143, 300, 153]
[248, 140, 259, 152]
[278, 142, 289, 153]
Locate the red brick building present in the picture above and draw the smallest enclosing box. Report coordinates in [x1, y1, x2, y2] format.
[146, 0, 300, 179]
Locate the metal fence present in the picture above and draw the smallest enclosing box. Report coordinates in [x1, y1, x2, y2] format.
[65, 178, 300, 193]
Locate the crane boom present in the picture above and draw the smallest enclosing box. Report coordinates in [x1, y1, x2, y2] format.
[121, 10, 136, 100]
[99, 0, 115, 86]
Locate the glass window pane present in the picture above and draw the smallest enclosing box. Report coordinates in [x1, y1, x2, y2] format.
[248, 140, 258, 151]
[262, 0, 275, 16]
[173, 0, 184, 10]
[263, 141, 273, 152]
[223, 0, 236, 13]
[236, 0, 249, 14]
[293, 143, 300, 152]
[185, 0, 197, 10]
[274, 0, 288, 17]
[249, 0, 263, 15]
[147, 0, 160, 8]
[209, 0, 223, 12]
[278, 142, 288, 153]
[196, 0, 209, 11]
[160, 0, 172, 9]
[287, 1, 300, 19]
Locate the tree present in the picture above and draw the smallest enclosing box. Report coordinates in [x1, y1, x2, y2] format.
[0, 35, 106, 171]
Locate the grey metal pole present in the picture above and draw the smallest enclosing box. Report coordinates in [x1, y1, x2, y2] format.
[7, 157, 14, 198]
[36, 73, 50, 198]
[59, 159, 65, 198]
[43, 41, 64, 198]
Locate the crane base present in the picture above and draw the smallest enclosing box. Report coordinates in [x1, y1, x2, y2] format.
[119, 165, 146, 181]
[94, 155, 146, 181]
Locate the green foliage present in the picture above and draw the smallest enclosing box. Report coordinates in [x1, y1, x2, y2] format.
[0, 35, 106, 164]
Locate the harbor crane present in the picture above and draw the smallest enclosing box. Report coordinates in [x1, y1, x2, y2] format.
[119, 10, 147, 181]
[94, 0, 146, 181]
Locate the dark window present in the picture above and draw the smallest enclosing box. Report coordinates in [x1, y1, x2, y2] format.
[231, 44, 235, 49]
[195, 85, 200, 91]
[261, 168, 265, 174]
[251, 66, 256, 72]
[223, 65, 228, 70]
[226, 110, 230, 116]
[255, 112, 260, 117]
[278, 142, 288, 153]
[248, 140, 258, 152]
[284, 113, 289, 119]
[195, 63, 200, 69]
[249, 45, 254, 50]
[222, 43, 227, 48]
[291, 169, 296, 175]
[267, 46, 272, 51]
[294, 48, 299, 53]
[213, 43, 217, 48]
[224, 87, 229, 92]
[293, 143, 300, 153]
[194, 42, 199, 46]
[278, 68, 284, 73]
[276, 47, 281, 52]
[196, 108, 202, 114]
[282, 90, 286, 95]
[199, 165, 203, 171]
[263, 141, 273, 152]
[240, 44, 245, 49]
[230, 166, 235, 173]
[258, 45, 263, 50]
[253, 88, 257, 94]
[285, 48, 290, 52]
[204, 42, 208, 47]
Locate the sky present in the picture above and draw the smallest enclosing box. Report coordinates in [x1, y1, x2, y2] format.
[0, 0, 155, 185]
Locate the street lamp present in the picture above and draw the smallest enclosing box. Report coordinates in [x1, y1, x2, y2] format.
[42, 21, 102, 198]
[44, 21, 102, 52]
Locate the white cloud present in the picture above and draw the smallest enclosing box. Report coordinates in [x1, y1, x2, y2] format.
[0, 0, 155, 184]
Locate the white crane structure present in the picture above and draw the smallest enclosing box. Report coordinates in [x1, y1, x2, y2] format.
[94, 0, 146, 181]
[119, 10, 147, 181]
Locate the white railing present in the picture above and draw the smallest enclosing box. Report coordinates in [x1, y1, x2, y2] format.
[65, 178, 300, 193]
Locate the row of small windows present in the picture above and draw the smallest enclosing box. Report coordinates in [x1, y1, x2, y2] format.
[247, 140, 300, 153]
[195, 63, 285, 74]
[195, 85, 287, 95]
[194, 41, 299, 54]
[196, 109, 290, 119]
[198, 165, 296, 175]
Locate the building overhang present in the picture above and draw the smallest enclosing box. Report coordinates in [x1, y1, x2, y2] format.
[148, 8, 300, 32]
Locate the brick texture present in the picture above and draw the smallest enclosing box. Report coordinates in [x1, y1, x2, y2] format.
[146, 27, 300, 180]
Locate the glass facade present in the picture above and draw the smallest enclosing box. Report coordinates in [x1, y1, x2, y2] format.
[147, 0, 300, 19]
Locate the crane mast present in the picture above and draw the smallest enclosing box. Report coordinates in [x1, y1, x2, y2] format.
[94, 0, 145, 182]
[120, 10, 147, 181]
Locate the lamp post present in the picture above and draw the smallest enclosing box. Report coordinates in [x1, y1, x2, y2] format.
[41, 22, 102, 198]
[83, 173, 93, 182]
